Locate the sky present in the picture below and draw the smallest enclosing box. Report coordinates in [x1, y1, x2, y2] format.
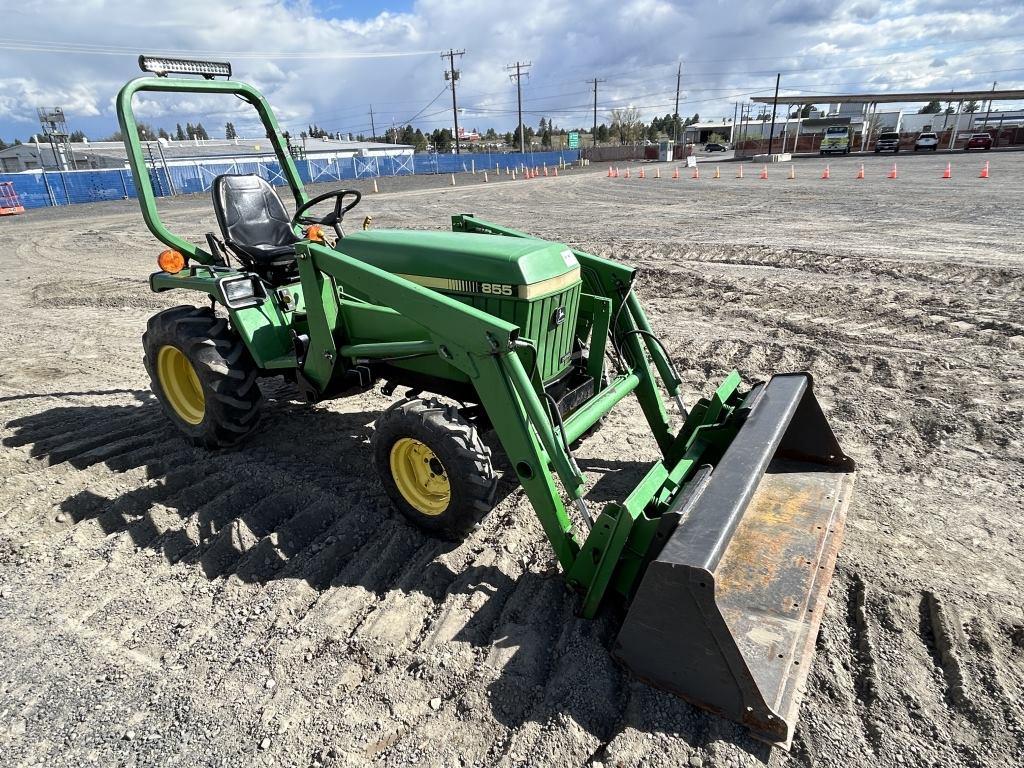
[3, 0, 1024, 143]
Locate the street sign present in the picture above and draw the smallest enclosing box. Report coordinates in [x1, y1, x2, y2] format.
[568, 131, 580, 149]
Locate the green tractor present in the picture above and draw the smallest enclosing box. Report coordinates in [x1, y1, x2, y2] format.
[119, 56, 856, 746]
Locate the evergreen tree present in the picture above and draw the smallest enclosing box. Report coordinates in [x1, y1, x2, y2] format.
[431, 128, 453, 153]
[596, 124, 610, 143]
[69, 130, 87, 142]
[225, 121, 237, 139]
[185, 122, 195, 139]
[158, 128, 170, 140]
[194, 122, 210, 140]
[175, 123, 185, 141]
[918, 100, 942, 114]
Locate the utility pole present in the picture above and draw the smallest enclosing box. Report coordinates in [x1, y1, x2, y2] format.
[766, 72, 781, 156]
[507, 61, 532, 154]
[731, 101, 738, 145]
[982, 80, 997, 133]
[589, 77, 605, 147]
[673, 62, 682, 145]
[369, 105, 376, 141]
[443, 49, 465, 154]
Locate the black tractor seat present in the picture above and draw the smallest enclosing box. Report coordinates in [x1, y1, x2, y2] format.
[212, 174, 301, 282]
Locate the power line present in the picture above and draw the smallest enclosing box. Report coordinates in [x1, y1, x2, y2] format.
[0, 38, 440, 59]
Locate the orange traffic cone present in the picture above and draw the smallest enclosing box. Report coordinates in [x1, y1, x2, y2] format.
[856, 163, 865, 180]
[612, 166, 618, 178]
[821, 165, 830, 180]
[655, 167, 661, 179]
[736, 164, 744, 179]
[788, 165, 795, 180]
[713, 166, 721, 179]
[887, 162, 898, 179]
[980, 161, 989, 179]
[942, 162, 951, 179]
[672, 167, 680, 179]
[639, 167, 646, 179]
[553, 167, 558, 177]
[759, 165, 768, 179]
[608, 166, 613, 178]
[543, 166, 548, 177]
[691, 166, 700, 179]
[625, 167, 630, 179]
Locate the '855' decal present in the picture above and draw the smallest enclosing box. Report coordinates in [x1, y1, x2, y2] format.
[481, 282, 514, 296]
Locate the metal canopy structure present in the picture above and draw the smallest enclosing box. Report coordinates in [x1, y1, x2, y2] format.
[749, 89, 1024, 105]
[746, 89, 1024, 153]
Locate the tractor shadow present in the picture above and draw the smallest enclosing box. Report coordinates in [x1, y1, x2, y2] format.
[1, 389, 773, 762]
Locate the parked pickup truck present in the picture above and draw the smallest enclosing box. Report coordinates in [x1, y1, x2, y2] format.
[820, 125, 853, 155]
[875, 131, 901, 153]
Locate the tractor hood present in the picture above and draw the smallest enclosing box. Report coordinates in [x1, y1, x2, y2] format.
[336, 229, 580, 299]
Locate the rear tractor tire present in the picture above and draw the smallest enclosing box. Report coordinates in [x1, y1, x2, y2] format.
[143, 305, 262, 447]
[373, 398, 497, 539]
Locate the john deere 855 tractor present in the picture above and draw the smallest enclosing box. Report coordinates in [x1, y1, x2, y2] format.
[119, 55, 856, 746]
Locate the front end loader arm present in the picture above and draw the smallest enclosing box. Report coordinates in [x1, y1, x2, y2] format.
[296, 240, 589, 568]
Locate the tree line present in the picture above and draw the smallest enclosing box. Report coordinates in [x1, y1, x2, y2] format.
[11, 99, 991, 154]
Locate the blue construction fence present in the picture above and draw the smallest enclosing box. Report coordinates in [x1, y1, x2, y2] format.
[0, 149, 581, 209]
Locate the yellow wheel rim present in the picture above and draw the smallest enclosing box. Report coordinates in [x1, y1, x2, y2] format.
[389, 438, 450, 516]
[156, 345, 205, 425]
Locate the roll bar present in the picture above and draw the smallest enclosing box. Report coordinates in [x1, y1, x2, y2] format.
[115, 76, 307, 264]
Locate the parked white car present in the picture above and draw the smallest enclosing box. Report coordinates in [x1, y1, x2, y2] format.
[914, 132, 939, 151]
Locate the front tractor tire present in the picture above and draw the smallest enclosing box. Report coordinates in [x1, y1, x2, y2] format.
[143, 305, 262, 448]
[373, 398, 497, 539]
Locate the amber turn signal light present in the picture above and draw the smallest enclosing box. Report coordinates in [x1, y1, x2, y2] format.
[157, 249, 185, 274]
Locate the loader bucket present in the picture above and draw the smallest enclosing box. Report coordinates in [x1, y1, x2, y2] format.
[614, 373, 855, 747]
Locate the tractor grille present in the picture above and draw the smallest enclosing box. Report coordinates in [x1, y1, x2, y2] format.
[467, 281, 581, 383]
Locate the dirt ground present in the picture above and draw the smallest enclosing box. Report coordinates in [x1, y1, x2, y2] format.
[1, 153, 1022, 768]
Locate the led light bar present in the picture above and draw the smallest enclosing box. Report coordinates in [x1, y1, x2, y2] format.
[138, 55, 232, 79]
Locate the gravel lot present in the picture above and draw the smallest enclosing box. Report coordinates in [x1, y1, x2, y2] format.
[1, 152, 1022, 768]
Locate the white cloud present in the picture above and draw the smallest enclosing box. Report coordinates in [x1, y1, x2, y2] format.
[1, 0, 1023, 140]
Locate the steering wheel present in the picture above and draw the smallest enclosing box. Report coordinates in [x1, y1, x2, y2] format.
[292, 189, 362, 239]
